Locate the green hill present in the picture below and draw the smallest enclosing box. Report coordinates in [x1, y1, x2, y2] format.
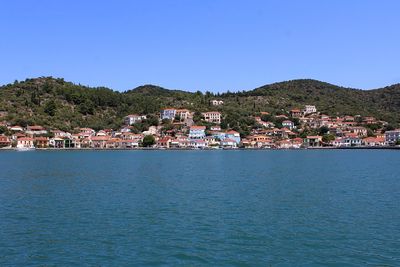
[0, 77, 399, 132]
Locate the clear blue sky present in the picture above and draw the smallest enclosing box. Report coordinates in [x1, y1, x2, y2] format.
[1, 0, 399, 92]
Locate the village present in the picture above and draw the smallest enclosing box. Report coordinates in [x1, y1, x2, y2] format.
[0, 102, 400, 150]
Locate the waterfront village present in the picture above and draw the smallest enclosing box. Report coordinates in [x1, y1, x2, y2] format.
[0, 102, 400, 150]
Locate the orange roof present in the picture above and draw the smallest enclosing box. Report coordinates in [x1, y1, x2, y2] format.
[190, 126, 206, 130]
[90, 136, 110, 141]
[18, 137, 34, 141]
[35, 137, 49, 141]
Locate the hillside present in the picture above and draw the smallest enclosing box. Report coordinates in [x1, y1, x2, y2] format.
[0, 77, 399, 132]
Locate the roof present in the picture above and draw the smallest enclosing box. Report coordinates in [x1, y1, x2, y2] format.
[190, 126, 206, 130]
[226, 130, 239, 135]
[18, 137, 34, 141]
[306, 136, 322, 139]
[35, 137, 49, 141]
[90, 136, 110, 141]
[27, 125, 44, 130]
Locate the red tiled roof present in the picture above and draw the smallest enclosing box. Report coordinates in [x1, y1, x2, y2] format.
[190, 126, 206, 130]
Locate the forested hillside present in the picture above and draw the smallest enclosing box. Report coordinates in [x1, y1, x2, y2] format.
[0, 77, 399, 132]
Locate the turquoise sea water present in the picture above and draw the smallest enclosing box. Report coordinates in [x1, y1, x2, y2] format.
[0, 150, 399, 266]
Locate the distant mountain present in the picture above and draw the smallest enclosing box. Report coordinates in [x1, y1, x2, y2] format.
[0, 77, 399, 131]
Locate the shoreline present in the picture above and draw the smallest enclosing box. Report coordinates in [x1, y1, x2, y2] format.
[1, 146, 400, 151]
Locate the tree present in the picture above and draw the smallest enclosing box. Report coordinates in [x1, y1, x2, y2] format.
[0, 126, 8, 135]
[44, 100, 57, 116]
[322, 134, 335, 143]
[142, 135, 155, 147]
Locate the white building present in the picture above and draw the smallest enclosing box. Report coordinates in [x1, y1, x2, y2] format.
[202, 111, 221, 124]
[303, 105, 317, 115]
[124, 114, 146, 125]
[211, 100, 224, 106]
[385, 130, 400, 145]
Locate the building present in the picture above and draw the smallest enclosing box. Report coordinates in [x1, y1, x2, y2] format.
[0, 135, 11, 148]
[10, 126, 24, 132]
[303, 105, 317, 115]
[362, 137, 385, 147]
[161, 108, 176, 120]
[17, 137, 34, 148]
[79, 128, 96, 138]
[226, 130, 241, 144]
[282, 120, 295, 130]
[221, 138, 237, 148]
[385, 130, 400, 145]
[124, 114, 146, 125]
[202, 111, 221, 124]
[349, 126, 368, 137]
[188, 126, 206, 139]
[156, 137, 172, 148]
[290, 109, 302, 118]
[90, 136, 110, 148]
[303, 136, 322, 147]
[26, 125, 47, 136]
[175, 109, 191, 120]
[34, 137, 49, 148]
[211, 100, 224, 106]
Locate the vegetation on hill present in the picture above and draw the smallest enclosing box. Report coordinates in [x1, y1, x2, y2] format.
[0, 77, 399, 133]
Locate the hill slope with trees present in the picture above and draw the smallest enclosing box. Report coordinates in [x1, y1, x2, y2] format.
[0, 77, 399, 132]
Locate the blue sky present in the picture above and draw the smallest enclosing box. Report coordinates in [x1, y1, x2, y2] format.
[1, 0, 399, 92]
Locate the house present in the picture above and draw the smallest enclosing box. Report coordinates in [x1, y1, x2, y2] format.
[124, 114, 146, 125]
[26, 125, 47, 136]
[342, 137, 362, 147]
[303, 136, 322, 147]
[161, 108, 176, 120]
[80, 128, 95, 138]
[385, 130, 400, 145]
[17, 137, 34, 148]
[362, 137, 385, 147]
[303, 105, 317, 115]
[34, 137, 49, 148]
[282, 120, 295, 130]
[188, 139, 207, 149]
[255, 117, 275, 128]
[210, 125, 221, 131]
[362, 117, 376, 124]
[0, 135, 11, 148]
[210, 100, 224, 106]
[226, 130, 241, 144]
[202, 111, 221, 124]
[349, 126, 368, 137]
[106, 138, 123, 149]
[10, 125, 24, 132]
[204, 136, 219, 147]
[290, 109, 302, 118]
[156, 137, 172, 148]
[189, 126, 206, 139]
[90, 136, 110, 148]
[175, 109, 191, 120]
[221, 138, 237, 148]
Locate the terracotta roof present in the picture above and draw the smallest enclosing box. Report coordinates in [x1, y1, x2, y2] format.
[18, 137, 34, 141]
[190, 126, 206, 130]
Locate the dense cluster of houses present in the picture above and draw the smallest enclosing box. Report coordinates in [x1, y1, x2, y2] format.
[0, 104, 399, 150]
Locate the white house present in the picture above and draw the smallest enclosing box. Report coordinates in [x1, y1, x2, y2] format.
[303, 105, 317, 115]
[210, 100, 224, 106]
[202, 111, 221, 124]
[124, 114, 146, 125]
[189, 126, 206, 139]
[282, 120, 295, 130]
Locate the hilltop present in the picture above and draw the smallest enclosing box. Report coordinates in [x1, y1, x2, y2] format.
[0, 77, 399, 132]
